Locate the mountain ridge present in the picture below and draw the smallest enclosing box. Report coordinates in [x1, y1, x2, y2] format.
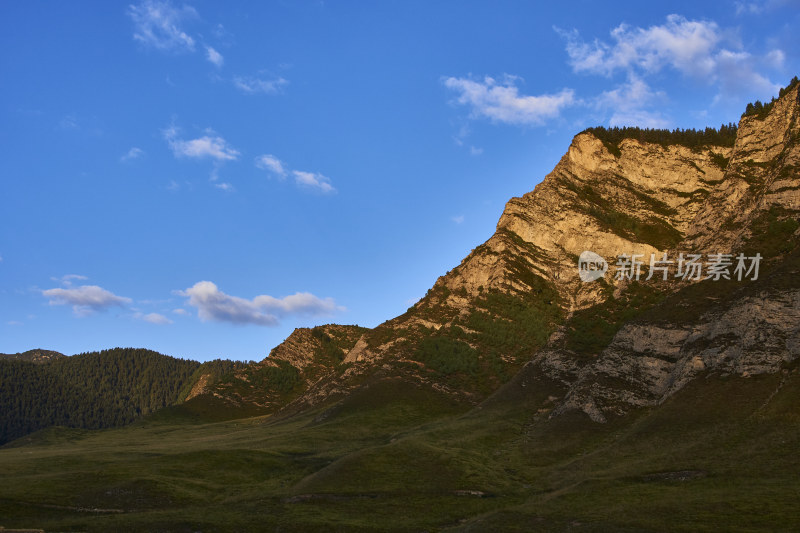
[219, 78, 796, 420]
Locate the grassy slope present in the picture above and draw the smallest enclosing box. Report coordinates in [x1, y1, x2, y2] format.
[1, 368, 798, 532]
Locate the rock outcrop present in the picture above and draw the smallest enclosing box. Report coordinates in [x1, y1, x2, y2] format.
[203, 324, 367, 411]
[542, 82, 800, 421]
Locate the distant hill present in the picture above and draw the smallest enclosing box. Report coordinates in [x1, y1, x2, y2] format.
[0, 349, 65, 364]
[0, 348, 200, 444]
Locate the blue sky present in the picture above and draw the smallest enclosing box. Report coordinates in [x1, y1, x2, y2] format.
[1, 1, 798, 361]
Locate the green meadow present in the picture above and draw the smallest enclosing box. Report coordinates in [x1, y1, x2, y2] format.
[2, 368, 799, 532]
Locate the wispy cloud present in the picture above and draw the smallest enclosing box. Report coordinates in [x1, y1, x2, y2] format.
[214, 182, 235, 192]
[233, 76, 288, 94]
[134, 312, 173, 325]
[206, 45, 224, 67]
[59, 114, 79, 130]
[557, 16, 722, 78]
[594, 75, 670, 128]
[127, 0, 197, 52]
[51, 274, 89, 287]
[172, 308, 189, 315]
[121, 147, 144, 162]
[293, 170, 336, 194]
[6, 320, 23, 327]
[734, 0, 797, 15]
[256, 155, 336, 194]
[712, 49, 781, 102]
[451, 215, 465, 224]
[444, 75, 575, 126]
[43, 284, 132, 316]
[178, 281, 342, 326]
[212, 23, 229, 40]
[255, 154, 287, 178]
[451, 123, 471, 147]
[163, 125, 240, 161]
[556, 15, 782, 101]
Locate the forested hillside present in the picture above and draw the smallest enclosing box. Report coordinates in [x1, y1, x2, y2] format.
[0, 348, 200, 444]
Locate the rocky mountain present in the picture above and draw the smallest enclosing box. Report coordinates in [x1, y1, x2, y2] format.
[544, 82, 800, 422]
[199, 77, 799, 424]
[182, 324, 368, 414]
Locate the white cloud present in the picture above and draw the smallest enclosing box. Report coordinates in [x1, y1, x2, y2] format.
[256, 155, 335, 194]
[293, 170, 336, 194]
[255, 292, 343, 315]
[469, 146, 483, 156]
[163, 126, 240, 161]
[172, 308, 189, 315]
[43, 285, 132, 316]
[255, 154, 287, 178]
[444, 75, 575, 126]
[554, 14, 788, 119]
[166, 180, 180, 191]
[233, 76, 289, 94]
[594, 75, 670, 128]
[121, 147, 144, 161]
[206, 46, 224, 67]
[557, 16, 722, 78]
[556, 15, 782, 100]
[214, 182, 234, 192]
[127, 0, 197, 52]
[135, 312, 173, 325]
[178, 281, 342, 326]
[451, 215, 465, 224]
